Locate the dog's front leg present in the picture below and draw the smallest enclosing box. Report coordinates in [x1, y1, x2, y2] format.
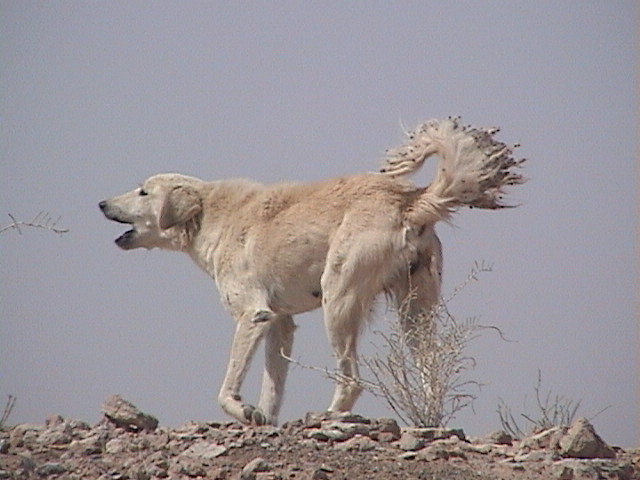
[257, 315, 296, 425]
[218, 318, 269, 425]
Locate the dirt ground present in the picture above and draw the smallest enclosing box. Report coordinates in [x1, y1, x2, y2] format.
[1, 400, 638, 480]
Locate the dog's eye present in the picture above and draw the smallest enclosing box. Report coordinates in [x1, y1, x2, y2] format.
[139, 188, 148, 196]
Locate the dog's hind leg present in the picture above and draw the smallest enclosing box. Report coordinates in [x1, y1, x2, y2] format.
[257, 314, 296, 425]
[387, 235, 443, 403]
[321, 243, 381, 412]
[322, 294, 365, 412]
[218, 317, 270, 425]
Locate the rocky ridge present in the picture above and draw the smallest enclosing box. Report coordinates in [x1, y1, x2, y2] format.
[1, 395, 637, 479]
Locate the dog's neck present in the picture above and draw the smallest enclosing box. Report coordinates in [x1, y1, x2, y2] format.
[182, 179, 265, 280]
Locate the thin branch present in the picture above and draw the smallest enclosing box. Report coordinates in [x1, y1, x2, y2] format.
[279, 350, 380, 393]
[0, 395, 16, 430]
[0, 212, 69, 235]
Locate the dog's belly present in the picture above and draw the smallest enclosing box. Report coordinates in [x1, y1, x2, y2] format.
[267, 260, 325, 315]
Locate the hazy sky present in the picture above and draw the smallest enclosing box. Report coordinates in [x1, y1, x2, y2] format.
[2, 2, 638, 447]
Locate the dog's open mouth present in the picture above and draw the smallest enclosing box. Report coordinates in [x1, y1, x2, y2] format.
[115, 228, 137, 248]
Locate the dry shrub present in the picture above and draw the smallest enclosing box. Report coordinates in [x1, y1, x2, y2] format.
[363, 262, 500, 427]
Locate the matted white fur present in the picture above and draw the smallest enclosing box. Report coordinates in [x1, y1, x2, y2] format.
[99, 118, 524, 425]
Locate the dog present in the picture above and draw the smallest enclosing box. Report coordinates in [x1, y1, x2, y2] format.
[99, 118, 525, 425]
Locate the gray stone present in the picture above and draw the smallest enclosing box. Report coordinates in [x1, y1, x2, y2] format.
[407, 427, 466, 442]
[45, 414, 65, 428]
[551, 461, 575, 480]
[477, 430, 513, 445]
[513, 450, 555, 462]
[333, 434, 377, 452]
[311, 468, 330, 480]
[241, 457, 270, 480]
[398, 431, 424, 451]
[180, 440, 227, 460]
[306, 428, 330, 441]
[398, 451, 418, 460]
[329, 412, 371, 424]
[105, 437, 129, 454]
[304, 411, 331, 428]
[69, 433, 107, 454]
[38, 428, 72, 446]
[520, 426, 566, 451]
[35, 462, 67, 476]
[9, 424, 45, 448]
[101, 395, 158, 432]
[376, 418, 401, 440]
[171, 457, 206, 477]
[319, 420, 371, 441]
[552, 459, 631, 480]
[416, 442, 467, 462]
[559, 418, 615, 459]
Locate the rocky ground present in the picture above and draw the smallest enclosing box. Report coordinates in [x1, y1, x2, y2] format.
[1, 395, 638, 480]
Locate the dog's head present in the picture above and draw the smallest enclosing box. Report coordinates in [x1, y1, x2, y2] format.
[99, 173, 203, 250]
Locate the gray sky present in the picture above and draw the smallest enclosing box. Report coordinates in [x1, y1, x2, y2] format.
[1, 2, 638, 447]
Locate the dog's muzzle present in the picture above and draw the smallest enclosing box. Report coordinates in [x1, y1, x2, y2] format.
[99, 200, 137, 249]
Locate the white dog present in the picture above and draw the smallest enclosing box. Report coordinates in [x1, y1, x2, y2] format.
[99, 118, 524, 425]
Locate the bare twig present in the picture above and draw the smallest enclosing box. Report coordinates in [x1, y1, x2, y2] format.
[0, 395, 16, 430]
[0, 212, 69, 235]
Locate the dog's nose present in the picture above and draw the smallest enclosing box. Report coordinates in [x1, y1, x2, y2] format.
[98, 200, 107, 212]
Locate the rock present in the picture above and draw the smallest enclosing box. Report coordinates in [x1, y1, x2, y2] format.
[552, 459, 633, 480]
[551, 461, 574, 480]
[375, 418, 401, 440]
[333, 434, 377, 452]
[304, 411, 330, 428]
[9, 424, 45, 449]
[407, 427, 466, 442]
[398, 451, 418, 460]
[520, 426, 566, 451]
[306, 428, 330, 441]
[171, 457, 206, 478]
[398, 431, 424, 451]
[303, 411, 370, 428]
[105, 437, 129, 454]
[310, 464, 335, 479]
[417, 441, 467, 462]
[329, 412, 371, 424]
[35, 462, 67, 476]
[476, 430, 513, 445]
[101, 395, 158, 432]
[559, 418, 616, 459]
[38, 427, 72, 446]
[45, 414, 65, 428]
[180, 440, 227, 460]
[513, 450, 556, 462]
[69, 432, 107, 454]
[319, 420, 371, 441]
[311, 468, 331, 480]
[241, 457, 270, 480]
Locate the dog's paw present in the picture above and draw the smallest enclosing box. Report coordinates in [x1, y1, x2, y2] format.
[242, 404, 267, 426]
[251, 309, 274, 324]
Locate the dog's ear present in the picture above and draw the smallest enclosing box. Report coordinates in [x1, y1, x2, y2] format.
[159, 185, 202, 230]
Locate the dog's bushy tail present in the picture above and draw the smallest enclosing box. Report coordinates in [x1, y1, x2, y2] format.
[381, 117, 526, 225]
